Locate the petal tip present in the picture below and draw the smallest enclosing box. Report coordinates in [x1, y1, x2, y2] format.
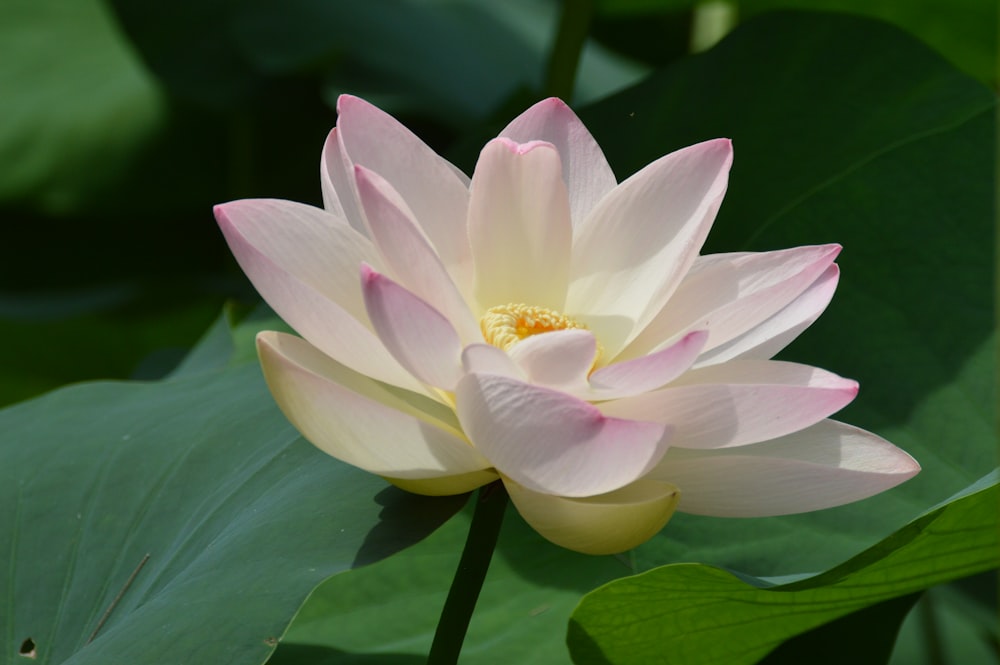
[255, 330, 277, 346]
[359, 261, 379, 284]
[352, 163, 377, 189]
[684, 329, 711, 347]
[700, 137, 734, 163]
[540, 96, 568, 107]
[212, 203, 230, 226]
[898, 451, 922, 477]
[702, 137, 733, 153]
[336, 93, 364, 114]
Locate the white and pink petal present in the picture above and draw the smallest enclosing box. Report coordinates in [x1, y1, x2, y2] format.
[566, 139, 733, 356]
[499, 97, 618, 226]
[257, 331, 494, 492]
[360, 265, 464, 391]
[334, 95, 472, 286]
[695, 264, 841, 367]
[585, 330, 708, 400]
[653, 419, 920, 516]
[319, 127, 364, 233]
[600, 360, 858, 449]
[354, 165, 480, 343]
[624, 244, 840, 361]
[456, 373, 671, 497]
[215, 199, 424, 393]
[506, 329, 597, 392]
[469, 138, 572, 311]
[461, 343, 523, 379]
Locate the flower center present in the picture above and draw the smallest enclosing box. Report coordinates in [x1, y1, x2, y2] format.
[480, 303, 589, 351]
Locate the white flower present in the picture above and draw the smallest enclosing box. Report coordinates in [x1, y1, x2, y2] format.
[215, 96, 919, 554]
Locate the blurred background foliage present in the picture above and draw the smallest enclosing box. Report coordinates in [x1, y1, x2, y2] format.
[0, 0, 994, 406]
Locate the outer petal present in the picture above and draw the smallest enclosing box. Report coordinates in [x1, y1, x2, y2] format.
[499, 97, 618, 226]
[623, 244, 840, 360]
[653, 419, 920, 516]
[355, 165, 480, 344]
[258, 331, 495, 494]
[585, 330, 708, 400]
[505, 477, 681, 555]
[361, 264, 464, 391]
[601, 360, 858, 449]
[215, 199, 424, 393]
[567, 139, 733, 356]
[335, 95, 473, 289]
[455, 373, 671, 497]
[696, 264, 840, 366]
[469, 138, 572, 311]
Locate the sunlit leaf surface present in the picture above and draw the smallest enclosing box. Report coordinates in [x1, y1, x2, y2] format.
[0, 326, 465, 665]
[568, 474, 999, 665]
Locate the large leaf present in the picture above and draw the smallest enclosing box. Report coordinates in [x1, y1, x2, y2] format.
[0, 315, 465, 665]
[0, 287, 222, 407]
[272, 505, 629, 665]
[568, 474, 999, 665]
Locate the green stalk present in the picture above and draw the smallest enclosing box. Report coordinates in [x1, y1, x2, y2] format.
[427, 482, 509, 665]
[544, 0, 596, 101]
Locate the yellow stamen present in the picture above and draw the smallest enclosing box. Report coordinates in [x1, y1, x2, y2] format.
[480, 303, 590, 351]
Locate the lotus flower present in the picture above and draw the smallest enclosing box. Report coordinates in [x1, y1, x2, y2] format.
[214, 96, 919, 555]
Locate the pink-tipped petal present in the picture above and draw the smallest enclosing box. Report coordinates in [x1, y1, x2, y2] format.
[601, 360, 859, 449]
[586, 330, 708, 400]
[361, 264, 464, 391]
[625, 244, 841, 361]
[567, 139, 733, 356]
[504, 477, 681, 555]
[655, 419, 920, 516]
[215, 199, 371, 318]
[335, 95, 472, 286]
[455, 373, 671, 497]
[499, 97, 618, 226]
[215, 199, 424, 393]
[355, 165, 480, 343]
[507, 329, 597, 392]
[258, 331, 494, 491]
[469, 138, 572, 311]
[696, 264, 841, 366]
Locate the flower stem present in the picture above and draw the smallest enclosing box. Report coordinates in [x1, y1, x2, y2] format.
[544, 0, 595, 101]
[427, 481, 508, 665]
